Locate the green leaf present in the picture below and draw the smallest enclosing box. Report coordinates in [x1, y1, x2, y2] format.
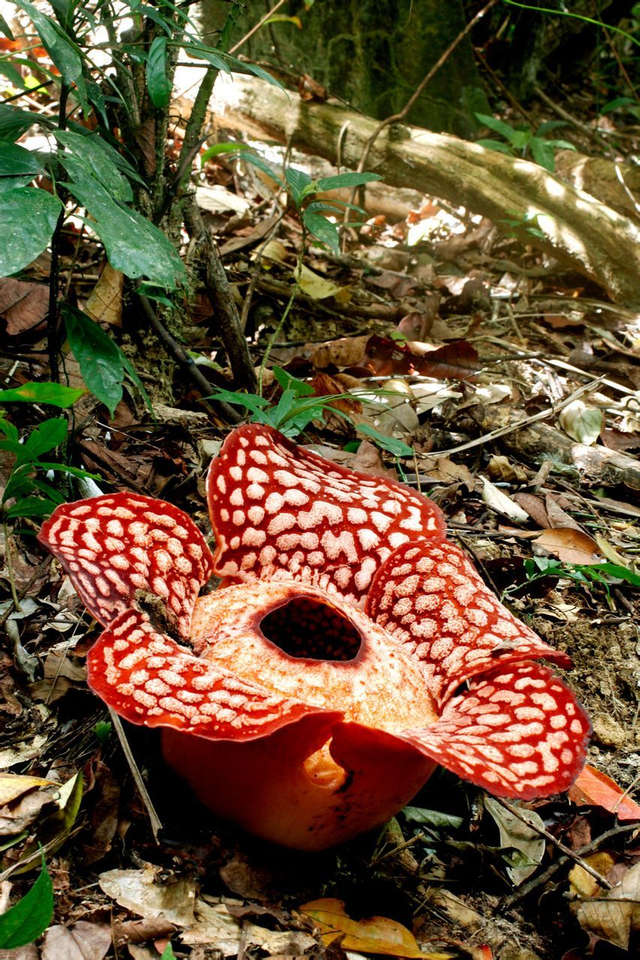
[0, 187, 62, 276]
[272, 366, 314, 397]
[285, 166, 313, 204]
[475, 113, 519, 142]
[0, 9, 15, 39]
[160, 944, 177, 960]
[476, 138, 515, 155]
[303, 210, 340, 253]
[0, 382, 84, 407]
[15, 0, 84, 87]
[582, 563, 640, 588]
[0, 104, 43, 140]
[403, 807, 464, 829]
[120, 352, 154, 417]
[238, 151, 284, 187]
[0, 141, 41, 178]
[63, 306, 124, 417]
[135, 281, 174, 306]
[19, 418, 68, 465]
[240, 60, 284, 89]
[55, 130, 133, 202]
[200, 141, 250, 164]
[0, 61, 26, 88]
[0, 854, 53, 949]
[65, 174, 184, 288]
[315, 172, 383, 191]
[356, 423, 413, 457]
[5, 496, 59, 519]
[147, 36, 172, 108]
[529, 137, 555, 172]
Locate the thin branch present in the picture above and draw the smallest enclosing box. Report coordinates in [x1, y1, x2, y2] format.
[109, 708, 163, 842]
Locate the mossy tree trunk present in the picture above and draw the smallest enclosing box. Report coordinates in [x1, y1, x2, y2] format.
[201, 0, 490, 135]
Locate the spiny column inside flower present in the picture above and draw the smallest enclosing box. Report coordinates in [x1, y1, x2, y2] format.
[260, 597, 362, 661]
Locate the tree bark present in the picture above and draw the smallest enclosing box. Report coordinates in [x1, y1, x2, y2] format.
[214, 77, 640, 308]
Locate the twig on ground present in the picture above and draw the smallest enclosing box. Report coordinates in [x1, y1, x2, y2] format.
[109, 708, 163, 843]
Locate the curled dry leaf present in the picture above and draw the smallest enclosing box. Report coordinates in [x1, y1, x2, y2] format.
[300, 899, 451, 959]
[575, 861, 640, 950]
[559, 399, 604, 445]
[484, 797, 545, 885]
[533, 528, 602, 565]
[85, 263, 123, 327]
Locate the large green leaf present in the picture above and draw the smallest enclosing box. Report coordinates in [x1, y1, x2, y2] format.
[0, 187, 62, 277]
[0, 104, 43, 140]
[0, 142, 41, 178]
[63, 306, 123, 417]
[15, 0, 84, 87]
[65, 173, 184, 288]
[0, 382, 84, 407]
[0, 856, 53, 949]
[18, 418, 68, 465]
[147, 36, 172, 107]
[55, 131, 133, 202]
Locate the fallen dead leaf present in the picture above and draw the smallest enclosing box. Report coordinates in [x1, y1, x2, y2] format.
[85, 263, 123, 327]
[575, 861, 640, 950]
[300, 898, 451, 958]
[486, 455, 529, 484]
[569, 765, 640, 821]
[569, 853, 617, 899]
[481, 478, 530, 523]
[41, 921, 112, 960]
[0, 774, 55, 806]
[0, 277, 49, 336]
[532, 528, 602, 565]
[98, 865, 196, 927]
[559, 399, 604, 445]
[543, 494, 584, 532]
[512, 493, 551, 528]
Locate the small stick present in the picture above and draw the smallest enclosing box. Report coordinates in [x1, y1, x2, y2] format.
[496, 798, 613, 890]
[109, 708, 163, 842]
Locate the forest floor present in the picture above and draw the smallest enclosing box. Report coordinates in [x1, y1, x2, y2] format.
[1, 89, 640, 960]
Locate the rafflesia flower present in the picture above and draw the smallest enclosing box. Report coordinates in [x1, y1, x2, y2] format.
[39, 424, 590, 850]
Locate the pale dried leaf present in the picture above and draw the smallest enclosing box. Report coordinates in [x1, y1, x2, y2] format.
[0, 775, 55, 806]
[41, 922, 111, 960]
[98, 866, 196, 927]
[559, 400, 603, 445]
[484, 798, 545, 885]
[481, 478, 529, 523]
[486, 456, 528, 484]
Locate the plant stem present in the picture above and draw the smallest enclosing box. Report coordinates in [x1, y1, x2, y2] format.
[47, 82, 70, 383]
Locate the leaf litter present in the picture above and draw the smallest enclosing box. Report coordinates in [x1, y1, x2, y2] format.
[1, 83, 639, 960]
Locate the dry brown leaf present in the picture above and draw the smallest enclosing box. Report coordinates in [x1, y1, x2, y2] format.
[300, 898, 451, 958]
[0, 277, 49, 336]
[85, 264, 123, 327]
[41, 921, 112, 960]
[544, 494, 583, 532]
[0, 774, 54, 806]
[575, 861, 640, 950]
[533, 528, 602, 565]
[486, 455, 528, 484]
[310, 335, 370, 370]
[512, 493, 551, 528]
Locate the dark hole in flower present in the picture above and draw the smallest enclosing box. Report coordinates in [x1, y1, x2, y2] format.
[260, 597, 362, 661]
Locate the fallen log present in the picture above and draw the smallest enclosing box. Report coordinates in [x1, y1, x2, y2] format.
[214, 77, 640, 309]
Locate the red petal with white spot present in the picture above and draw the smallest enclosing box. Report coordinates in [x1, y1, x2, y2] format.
[367, 538, 572, 706]
[396, 662, 591, 799]
[207, 423, 445, 604]
[88, 609, 332, 739]
[38, 494, 214, 637]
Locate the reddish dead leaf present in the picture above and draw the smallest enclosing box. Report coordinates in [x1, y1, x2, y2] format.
[298, 73, 327, 101]
[309, 372, 362, 416]
[544, 494, 584, 532]
[364, 335, 480, 379]
[569, 765, 640, 821]
[511, 494, 551, 528]
[0, 278, 49, 336]
[533, 528, 602, 565]
[300, 899, 451, 959]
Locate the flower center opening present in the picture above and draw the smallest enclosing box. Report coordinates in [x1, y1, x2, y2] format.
[260, 597, 362, 661]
